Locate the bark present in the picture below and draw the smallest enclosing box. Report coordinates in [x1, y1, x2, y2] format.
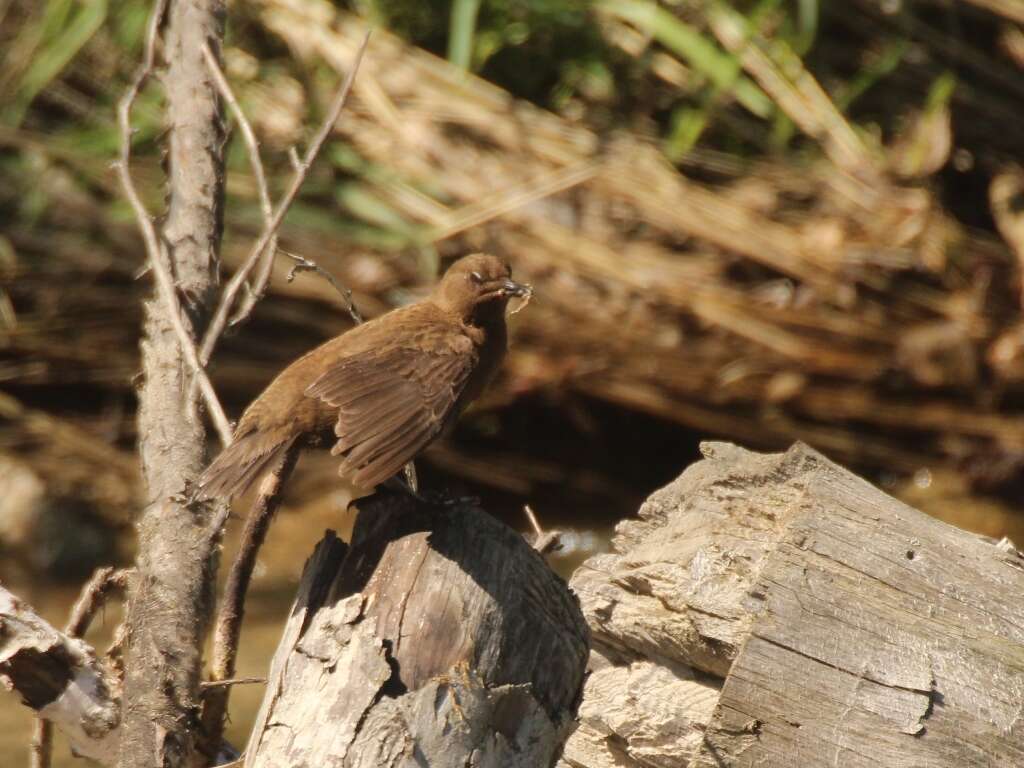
[561, 441, 1024, 768]
[199, 442, 302, 760]
[119, 1, 226, 766]
[244, 490, 590, 767]
[0, 586, 120, 764]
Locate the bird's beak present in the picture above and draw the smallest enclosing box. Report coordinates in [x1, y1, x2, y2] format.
[501, 279, 532, 298]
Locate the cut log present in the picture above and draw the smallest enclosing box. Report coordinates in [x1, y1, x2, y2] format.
[563, 442, 1024, 768]
[245, 489, 590, 767]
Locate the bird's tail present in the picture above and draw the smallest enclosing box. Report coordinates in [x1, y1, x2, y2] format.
[194, 428, 298, 502]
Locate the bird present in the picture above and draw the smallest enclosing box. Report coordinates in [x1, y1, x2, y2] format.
[194, 253, 531, 502]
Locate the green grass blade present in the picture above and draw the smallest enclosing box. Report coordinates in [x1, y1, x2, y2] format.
[448, 0, 482, 71]
[4, 0, 109, 126]
[598, 0, 772, 118]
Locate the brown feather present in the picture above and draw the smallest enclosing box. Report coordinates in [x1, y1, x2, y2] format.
[195, 429, 298, 500]
[308, 340, 476, 488]
[195, 253, 527, 500]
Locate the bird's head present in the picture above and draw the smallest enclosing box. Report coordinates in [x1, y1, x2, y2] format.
[433, 253, 532, 322]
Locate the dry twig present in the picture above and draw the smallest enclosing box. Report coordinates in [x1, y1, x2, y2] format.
[113, 0, 233, 446]
[283, 249, 364, 325]
[199, 442, 301, 760]
[199, 42, 278, 332]
[524, 504, 562, 555]
[196, 31, 371, 368]
[199, 676, 266, 689]
[200, 41, 274, 286]
[29, 567, 132, 768]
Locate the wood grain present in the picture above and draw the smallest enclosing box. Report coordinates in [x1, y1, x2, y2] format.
[246, 489, 589, 767]
[563, 442, 1024, 768]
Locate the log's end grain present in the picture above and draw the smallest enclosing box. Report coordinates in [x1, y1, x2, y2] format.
[247, 489, 589, 768]
[340, 490, 590, 718]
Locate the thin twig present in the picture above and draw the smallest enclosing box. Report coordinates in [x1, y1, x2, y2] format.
[196, 31, 371, 368]
[283, 250, 364, 325]
[202, 41, 275, 251]
[199, 676, 266, 689]
[65, 568, 133, 636]
[199, 442, 302, 761]
[29, 567, 133, 768]
[29, 707, 52, 768]
[524, 504, 562, 555]
[199, 42, 278, 333]
[113, 0, 233, 447]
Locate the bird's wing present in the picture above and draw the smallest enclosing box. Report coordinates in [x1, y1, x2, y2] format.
[305, 334, 477, 488]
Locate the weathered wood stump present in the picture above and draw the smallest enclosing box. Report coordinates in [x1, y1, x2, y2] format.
[245, 489, 590, 767]
[562, 442, 1024, 768]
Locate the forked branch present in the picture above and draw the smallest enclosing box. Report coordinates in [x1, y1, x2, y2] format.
[114, 0, 233, 446]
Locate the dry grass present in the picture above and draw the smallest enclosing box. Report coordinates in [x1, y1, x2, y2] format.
[3, 0, 1024, 527]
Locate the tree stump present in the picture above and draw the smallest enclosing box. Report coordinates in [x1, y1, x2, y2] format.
[245, 489, 590, 767]
[563, 442, 1024, 768]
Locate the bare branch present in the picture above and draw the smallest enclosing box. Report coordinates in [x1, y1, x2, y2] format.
[200, 42, 278, 326]
[524, 504, 562, 555]
[196, 31, 371, 368]
[283, 249, 363, 325]
[29, 718, 51, 768]
[198, 442, 302, 761]
[30, 563, 134, 768]
[65, 568, 133, 637]
[114, 0, 233, 447]
[201, 43, 273, 227]
[119, 0, 230, 764]
[199, 676, 265, 689]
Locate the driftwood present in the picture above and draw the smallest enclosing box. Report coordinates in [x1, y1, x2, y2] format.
[0, 584, 121, 763]
[244, 490, 590, 767]
[563, 442, 1024, 767]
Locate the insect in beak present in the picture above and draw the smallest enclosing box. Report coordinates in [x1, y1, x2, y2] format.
[500, 279, 532, 299]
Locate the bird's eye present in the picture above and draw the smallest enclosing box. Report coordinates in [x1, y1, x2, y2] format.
[469, 271, 484, 284]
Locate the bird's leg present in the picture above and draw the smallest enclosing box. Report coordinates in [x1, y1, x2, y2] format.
[402, 461, 418, 493]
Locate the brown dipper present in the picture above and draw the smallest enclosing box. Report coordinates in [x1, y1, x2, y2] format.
[196, 253, 531, 500]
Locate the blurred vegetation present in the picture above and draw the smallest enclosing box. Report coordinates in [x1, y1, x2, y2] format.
[3, 0, 1024, 572]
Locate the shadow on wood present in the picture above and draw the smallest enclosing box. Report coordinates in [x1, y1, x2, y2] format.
[245, 488, 590, 767]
